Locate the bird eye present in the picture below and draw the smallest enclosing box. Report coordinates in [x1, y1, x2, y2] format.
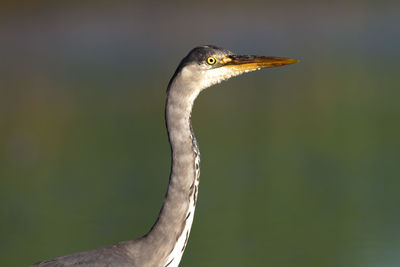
[206, 56, 217, 65]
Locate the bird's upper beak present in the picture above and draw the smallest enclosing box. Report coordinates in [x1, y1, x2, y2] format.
[221, 55, 298, 71]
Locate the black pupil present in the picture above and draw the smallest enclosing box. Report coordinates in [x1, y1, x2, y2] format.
[208, 58, 215, 64]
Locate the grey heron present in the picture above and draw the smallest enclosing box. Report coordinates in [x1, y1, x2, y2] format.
[30, 45, 298, 267]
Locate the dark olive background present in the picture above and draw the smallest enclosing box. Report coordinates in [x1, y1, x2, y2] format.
[1, 1, 399, 266]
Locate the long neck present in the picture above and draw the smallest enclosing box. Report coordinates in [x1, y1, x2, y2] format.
[142, 83, 201, 267]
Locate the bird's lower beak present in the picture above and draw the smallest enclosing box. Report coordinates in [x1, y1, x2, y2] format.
[222, 55, 298, 71]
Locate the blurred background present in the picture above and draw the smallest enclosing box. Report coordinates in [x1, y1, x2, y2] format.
[1, 0, 399, 266]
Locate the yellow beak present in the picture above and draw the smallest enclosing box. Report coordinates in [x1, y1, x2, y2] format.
[222, 55, 298, 71]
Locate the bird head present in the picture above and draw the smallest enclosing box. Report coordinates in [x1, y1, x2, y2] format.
[167, 45, 298, 102]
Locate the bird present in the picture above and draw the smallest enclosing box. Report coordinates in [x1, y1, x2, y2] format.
[29, 45, 298, 267]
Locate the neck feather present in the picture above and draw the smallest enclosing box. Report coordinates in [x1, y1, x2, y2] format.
[142, 81, 201, 267]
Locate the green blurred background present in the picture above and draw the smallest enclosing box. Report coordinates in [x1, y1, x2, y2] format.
[1, 1, 399, 266]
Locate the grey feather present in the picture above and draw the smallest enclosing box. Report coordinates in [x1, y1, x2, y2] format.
[29, 45, 297, 267]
